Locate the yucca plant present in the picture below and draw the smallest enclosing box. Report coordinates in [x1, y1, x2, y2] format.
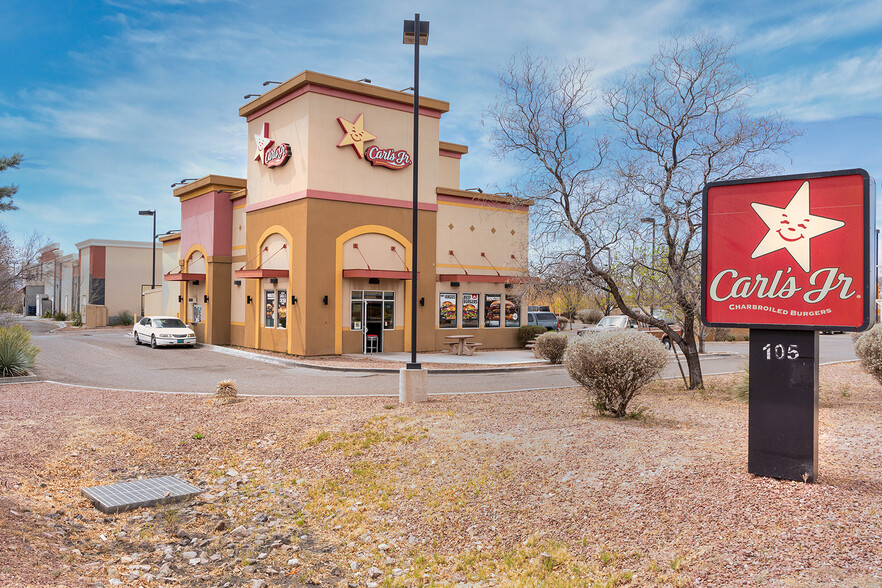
[0, 325, 40, 377]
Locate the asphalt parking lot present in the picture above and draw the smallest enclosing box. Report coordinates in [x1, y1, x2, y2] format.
[14, 317, 859, 397]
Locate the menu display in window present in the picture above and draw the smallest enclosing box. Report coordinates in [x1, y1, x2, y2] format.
[439, 293, 457, 328]
[484, 293, 501, 327]
[462, 293, 479, 328]
[505, 294, 521, 327]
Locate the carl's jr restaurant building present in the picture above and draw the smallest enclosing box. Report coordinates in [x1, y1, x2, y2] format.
[159, 71, 532, 356]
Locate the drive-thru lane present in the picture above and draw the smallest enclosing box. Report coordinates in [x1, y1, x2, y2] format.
[19, 319, 857, 397]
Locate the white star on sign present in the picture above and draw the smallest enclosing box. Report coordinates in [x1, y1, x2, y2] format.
[750, 180, 845, 272]
[253, 122, 274, 164]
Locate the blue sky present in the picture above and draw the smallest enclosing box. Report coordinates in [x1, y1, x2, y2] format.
[2, 0, 882, 254]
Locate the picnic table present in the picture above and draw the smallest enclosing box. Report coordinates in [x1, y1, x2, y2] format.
[444, 334, 482, 356]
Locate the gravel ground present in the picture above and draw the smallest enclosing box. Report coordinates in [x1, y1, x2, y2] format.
[0, 363, 880, 587]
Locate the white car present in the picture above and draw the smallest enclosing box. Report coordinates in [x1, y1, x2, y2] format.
[133, 316, 196, 348]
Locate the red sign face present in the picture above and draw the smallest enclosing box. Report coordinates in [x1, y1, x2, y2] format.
[702, 170, 873, 330]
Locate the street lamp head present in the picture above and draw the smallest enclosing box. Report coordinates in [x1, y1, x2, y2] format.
[403, 18, 429, 45]
[138, 210, 155, 216]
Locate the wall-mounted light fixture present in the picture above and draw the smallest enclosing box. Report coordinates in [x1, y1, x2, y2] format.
[170, 178, 196, 188]
[234, 280, 242, 286]
[356, 78, 372, 83]
[504, 283, 513, 289]
[368, 277, 380, 285]
[243, 93, 260, 99]
[178, 295, 183, 303]
[465, 187, 483, 193]
[291, 295, 298, 305]
[204, 295, 209, 303]
[322, 295, 328, 305]
[450, 281, 460, 287]
[247, 295, 252, 304]
[419, 297, 425, 307]
[192, 280, 199, 285]
[269, 277, 278, 284]
[262, 80, 281, 86]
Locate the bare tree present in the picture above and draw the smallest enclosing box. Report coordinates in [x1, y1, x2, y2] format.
[489, 36, 798, 389]
[0, 227, 49, 310]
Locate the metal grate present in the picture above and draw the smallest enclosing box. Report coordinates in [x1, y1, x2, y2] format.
[81, 476, 202, 514]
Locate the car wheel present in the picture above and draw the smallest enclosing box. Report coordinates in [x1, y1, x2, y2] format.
[134, 331, 141, 345]
[150, 335, 157, 349]
[662, 337, 672, 350]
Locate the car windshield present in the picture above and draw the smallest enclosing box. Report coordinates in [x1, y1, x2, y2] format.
[536, 312, 556, 321]
[598, 316, 628, 328]
[154, 318, 187, 329]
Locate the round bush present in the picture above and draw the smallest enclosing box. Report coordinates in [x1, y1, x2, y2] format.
[854, 325, 882, 386]
[535, 332, 567, 364]
[0, 325, 40, 377]
[565, 329, 668, 417]
[518, 325, 548, 347]
[576, 309, 604, 324]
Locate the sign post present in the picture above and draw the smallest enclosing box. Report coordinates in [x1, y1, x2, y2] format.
[702, 169, 875, 482]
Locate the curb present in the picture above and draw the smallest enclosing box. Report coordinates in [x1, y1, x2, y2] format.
[203, 344, 562, 374]
[0, 374, 41, 385]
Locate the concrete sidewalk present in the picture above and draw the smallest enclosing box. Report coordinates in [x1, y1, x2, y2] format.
[351, 349, 546, 365]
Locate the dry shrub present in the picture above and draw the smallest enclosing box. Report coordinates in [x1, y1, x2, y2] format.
[213, 379, 239, 405]
[853, 325, 882, 386]
[535, 332, 567, 364]
[565, 330, 668, 417]
[576, 309, 603, 324]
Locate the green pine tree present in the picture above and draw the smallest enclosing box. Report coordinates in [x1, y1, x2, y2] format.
[0, 153, 23, 212]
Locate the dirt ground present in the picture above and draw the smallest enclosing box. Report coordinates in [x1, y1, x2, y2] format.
[0, 363, 880, 587]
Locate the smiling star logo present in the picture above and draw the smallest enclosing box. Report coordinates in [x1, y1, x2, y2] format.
[254, 122, 274, 164]
[750, 180, 845, 272]
[336, 113, 376, 159]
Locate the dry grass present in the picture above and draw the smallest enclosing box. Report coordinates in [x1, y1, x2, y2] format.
[0, 363, 880, 586]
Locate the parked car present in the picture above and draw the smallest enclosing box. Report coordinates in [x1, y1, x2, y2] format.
[577, 314, 680, 349]
[133, 316, 196, 348]
[527, 311, 559, 331]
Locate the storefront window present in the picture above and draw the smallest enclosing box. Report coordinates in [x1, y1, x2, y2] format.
[462, 293, 479, 328]
[484, 293, 501, 327]
[505, 294, 521, 328]
[383, 301, 394, 329]
[278, 290, 287, 328]
[265, 290, 275, 327]
[351, 300, 363, 330]
[439, 292, 457, 329]
[352, 290, 363, 300]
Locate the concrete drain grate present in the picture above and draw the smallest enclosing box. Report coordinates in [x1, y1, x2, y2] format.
[81, 476, 202, 514]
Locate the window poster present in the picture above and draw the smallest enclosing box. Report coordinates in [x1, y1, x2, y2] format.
[192, 304, 203, 323]
[505, 294, 521, 327]
[351, 300, 362, 330]
[484, 293, 501, 327]
[265, 290, 275, 328]
[462, 293, 479, 328]
[278, 290, 287, 328]
[439, 292, 457, 328]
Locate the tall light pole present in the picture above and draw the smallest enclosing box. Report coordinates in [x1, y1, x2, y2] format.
[641, 217, 657, 317]
[139, 210, 157, 289]
[400, 14, 429, 403]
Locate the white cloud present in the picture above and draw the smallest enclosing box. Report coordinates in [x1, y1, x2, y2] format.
[753, 47, 882, 121]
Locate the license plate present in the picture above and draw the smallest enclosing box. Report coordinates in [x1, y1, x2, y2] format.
[177, 340, 183, 344]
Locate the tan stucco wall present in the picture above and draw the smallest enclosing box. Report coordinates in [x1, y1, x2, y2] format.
[103, 244, 162, 318]
[246, 91, 441, 207]
[435, 200, 529, 277]
[161, 239, 182, 317]
[438, 156, 460, 188]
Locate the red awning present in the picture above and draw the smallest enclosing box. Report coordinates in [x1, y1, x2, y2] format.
[164, 273, 206, 282]
[343, 269, 419, 280]
[234, 269, 289, 279]
[437, 274, 535, 284]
